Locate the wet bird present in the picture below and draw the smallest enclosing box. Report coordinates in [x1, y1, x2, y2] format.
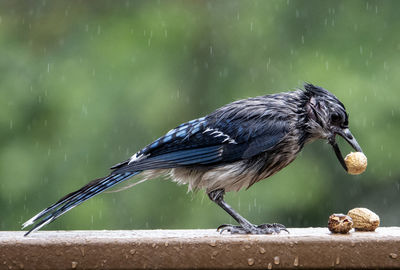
[23, 83, 363, 236]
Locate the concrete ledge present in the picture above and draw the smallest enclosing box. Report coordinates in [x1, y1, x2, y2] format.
[1, 228, 400, 269]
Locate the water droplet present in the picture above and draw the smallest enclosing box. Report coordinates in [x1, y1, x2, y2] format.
[80, 247, 85, 257]
[335, 257, 340, 265]
[293, 256, 299, 266]
[267, 262, 273, 269]
[389, 253, 398, 259]
[164, 242, 169, 247]
[247, 258, 255, 266]
[259, 247, 266, 254]
[274, 256, 280, 265]
[209, 241, 217, 247]
[129, 249, 136, 255]
[244, 245, 251, 249]
[71, 261, 78, 269]
[152, 243, 156, 248]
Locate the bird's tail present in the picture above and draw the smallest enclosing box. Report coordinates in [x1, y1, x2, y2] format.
[22, 171, 140, 236]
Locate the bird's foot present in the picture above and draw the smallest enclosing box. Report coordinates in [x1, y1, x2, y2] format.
[217, 223, 289, 234]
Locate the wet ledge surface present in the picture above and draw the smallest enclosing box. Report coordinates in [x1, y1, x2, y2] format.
[1, 227, 400, 269]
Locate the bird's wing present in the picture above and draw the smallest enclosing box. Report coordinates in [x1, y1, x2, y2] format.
[112, 110, 289, 173]
[240, 119, 289, 159]
[112, 117, 225, 173]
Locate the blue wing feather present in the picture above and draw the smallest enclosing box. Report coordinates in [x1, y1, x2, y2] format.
[113, 106, 289, 173]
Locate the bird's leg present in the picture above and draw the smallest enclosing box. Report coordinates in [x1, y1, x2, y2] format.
[208, 189, 253, 232]
[208, 189, 288, 234]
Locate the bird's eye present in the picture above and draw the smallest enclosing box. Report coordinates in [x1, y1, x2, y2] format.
[331, 113, 341, 124]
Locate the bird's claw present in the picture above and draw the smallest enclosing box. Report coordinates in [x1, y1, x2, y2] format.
[217, 223, 289, 235]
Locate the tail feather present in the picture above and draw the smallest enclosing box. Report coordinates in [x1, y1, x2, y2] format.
[22, 171, 140, 236]
[22, 175, 115, 229]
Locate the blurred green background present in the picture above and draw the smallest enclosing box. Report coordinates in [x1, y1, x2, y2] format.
[1, 0, 399, 232]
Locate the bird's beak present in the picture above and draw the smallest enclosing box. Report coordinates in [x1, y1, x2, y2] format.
[329, 128, 363, 172]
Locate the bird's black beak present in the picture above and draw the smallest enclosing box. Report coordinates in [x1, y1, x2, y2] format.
[329, 128, 363, 172]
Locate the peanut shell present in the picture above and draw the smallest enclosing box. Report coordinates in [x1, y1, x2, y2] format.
[347, 207, 380, 231]
[344, 152, 367, 175]
[328, 214, 353, 234]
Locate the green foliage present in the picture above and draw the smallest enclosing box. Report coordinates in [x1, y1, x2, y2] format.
[1, 0, 399, 231]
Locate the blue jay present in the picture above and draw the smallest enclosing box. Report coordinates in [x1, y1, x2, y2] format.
[23, 83, 362, 235]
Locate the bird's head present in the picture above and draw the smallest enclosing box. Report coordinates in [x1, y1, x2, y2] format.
[304, 83, 362, 172]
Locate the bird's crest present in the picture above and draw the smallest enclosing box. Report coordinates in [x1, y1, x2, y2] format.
[303, 82, 346, 110]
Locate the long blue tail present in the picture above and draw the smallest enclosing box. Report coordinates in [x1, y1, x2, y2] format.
[22, 171, 140, 236]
